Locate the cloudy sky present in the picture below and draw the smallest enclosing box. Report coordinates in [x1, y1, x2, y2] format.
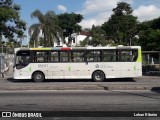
[14, 0, 160, 29]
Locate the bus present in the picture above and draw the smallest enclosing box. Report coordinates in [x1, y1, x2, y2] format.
[13, 46, 142, 82]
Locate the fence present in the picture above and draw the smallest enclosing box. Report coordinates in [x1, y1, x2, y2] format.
[142, 51, 160, 75]
[0, 47, 14, 54]
[0, 53, 14, 77]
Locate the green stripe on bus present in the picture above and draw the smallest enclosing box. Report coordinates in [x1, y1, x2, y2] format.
[31, 48, 51, 50]
[136, 48, 142, 62]
[134, 66, 136, 71]
[68, 66, 71, 71]
[29, 67, 32, 72]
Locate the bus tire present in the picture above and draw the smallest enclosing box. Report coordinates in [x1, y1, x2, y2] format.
[32, 72, 45, 82]
[92, 71, 105, 82]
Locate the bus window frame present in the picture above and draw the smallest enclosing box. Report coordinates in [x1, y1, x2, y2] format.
[15, 50, 31, 69]
[31, 50, 50, 63]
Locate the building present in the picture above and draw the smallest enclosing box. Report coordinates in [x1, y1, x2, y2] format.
[62, 31, 91, 47]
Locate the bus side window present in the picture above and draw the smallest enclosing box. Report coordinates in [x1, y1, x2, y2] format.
[132, 51, 138, 61]
[32, 51, 49, 63]
[60, 51, 68, 62]
[51, 51, 59, 62]
[110, 56, 113, 62]
[71, 51, 85, 62]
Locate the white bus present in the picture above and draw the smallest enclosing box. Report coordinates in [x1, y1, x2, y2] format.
[13, 46, 142, 82]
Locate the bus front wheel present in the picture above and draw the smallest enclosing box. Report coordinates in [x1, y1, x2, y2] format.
[32, 72, 45, 82]
[92, 71, 105, 82]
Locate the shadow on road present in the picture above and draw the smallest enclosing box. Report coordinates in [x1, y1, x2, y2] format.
[114, 90, 160, 100]
[7, 77, 136, 83]
[7, 78, 33, 82]
[151, 87, 160, 94]
[106, 78, 136, 82]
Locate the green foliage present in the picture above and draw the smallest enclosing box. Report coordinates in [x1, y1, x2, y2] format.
[137, 21, 151, 32]
[29, 9, 62, 47]
[151, 17, 160, 30]
[137, 17, 160, 51]
[138, 29, 160, 51]
[112, 2, 133, 16]
[80, 25, 107, 47]
[57, 13, 83, 38]
[102, 2, 138, 46]
[0, 0, 26, 39]
[80, 36, 89, 47]
[90, 25, 106, 46]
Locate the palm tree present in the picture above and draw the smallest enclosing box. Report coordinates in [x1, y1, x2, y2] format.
[6, 41, 14, 54]
[29, 9, 63, 47]
[19, 34, 26, 47]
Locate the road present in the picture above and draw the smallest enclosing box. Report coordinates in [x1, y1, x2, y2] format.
[0, 76, 160, 119]
[0, 90, 160, 114]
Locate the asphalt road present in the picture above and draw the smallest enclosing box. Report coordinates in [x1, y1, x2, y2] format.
[0, 90, 160, 111]
[0, 90, 160, 120]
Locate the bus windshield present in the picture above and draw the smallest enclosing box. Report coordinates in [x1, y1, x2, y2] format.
[15, 50, 30, 69]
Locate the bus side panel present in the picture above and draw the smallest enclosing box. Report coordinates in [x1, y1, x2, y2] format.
[104, 63, 121, 78]
[14, 65, 32, 79]
[120, 62, 142, 78]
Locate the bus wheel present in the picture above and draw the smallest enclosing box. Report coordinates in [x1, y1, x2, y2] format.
[92, 71, 105, 82]
[33, 72, 45, 82]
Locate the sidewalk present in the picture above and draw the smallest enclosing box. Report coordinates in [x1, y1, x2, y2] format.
[0, 76, 160, 91]
[0, 83, 159, 91]
[135, 75, 160, 79]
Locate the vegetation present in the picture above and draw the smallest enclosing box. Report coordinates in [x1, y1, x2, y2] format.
[29, 9, 62, 47]
[0, 0, 26, 47]
[1, 1, 160, 51]
[102, 2, 138, 46]
[57, 13, 83, 46]
[137, 17, 160, 51]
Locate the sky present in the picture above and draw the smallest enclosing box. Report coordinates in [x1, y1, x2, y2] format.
[13, 0, 160, 44]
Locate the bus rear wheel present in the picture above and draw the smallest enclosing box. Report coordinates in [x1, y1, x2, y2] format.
[33, 72, 45, 82]
[92, 71, 105, 82]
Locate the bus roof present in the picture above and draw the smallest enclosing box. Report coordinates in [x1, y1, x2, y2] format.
[14, 46, 141, 53]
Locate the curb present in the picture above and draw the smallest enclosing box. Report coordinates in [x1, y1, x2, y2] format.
[134, 76, 160, 79]
[0, 85, 159, 91]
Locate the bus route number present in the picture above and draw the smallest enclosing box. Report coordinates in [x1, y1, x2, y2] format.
[38, 64, 48, 68]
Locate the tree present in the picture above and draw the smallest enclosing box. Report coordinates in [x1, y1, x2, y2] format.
[57, 12, 83, 46]
[138, 29, 160, 51]
[6, 39, 14, 53]
[137, 17, 160, 51]
[80, 37, 89, 47]
[18, 34, 26, 47]
[0, 0, 26, 40]
[112, 2, 133, 16]
[102, 2, 138, 46]
[29, 9, 63, 47]
[80, 25, 107, 47]
[151, 17, 160, 30]
[90, 25, 106, 46]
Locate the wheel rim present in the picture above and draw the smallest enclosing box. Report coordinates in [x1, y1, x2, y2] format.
[95, 72, 103, 81]
[36, 74, 42, 80]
